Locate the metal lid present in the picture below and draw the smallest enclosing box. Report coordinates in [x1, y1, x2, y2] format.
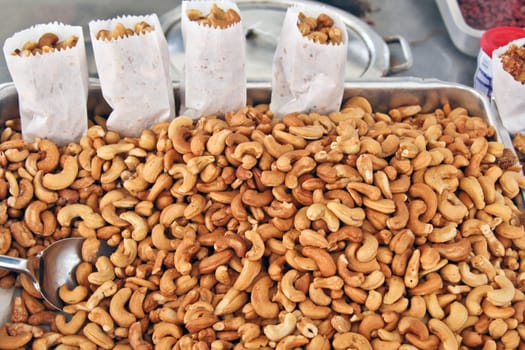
[160, 0, 392, 82]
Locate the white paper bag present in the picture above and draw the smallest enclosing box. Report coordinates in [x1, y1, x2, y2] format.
[3, 23, 89, 146]
[89, 14, 175, 137]
[492, 38, 525, 135]
[180, 0, 246, 119]
[270, 5, 348, 118]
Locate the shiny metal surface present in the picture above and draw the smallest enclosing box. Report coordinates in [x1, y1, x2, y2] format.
[435, 0, 483, 57]
[0, 1, 477, 86]
[161, 0, 412, 80]
[0, 237, 84, 311]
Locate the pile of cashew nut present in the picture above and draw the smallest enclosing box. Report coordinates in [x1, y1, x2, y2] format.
[0, 95, 525, 350]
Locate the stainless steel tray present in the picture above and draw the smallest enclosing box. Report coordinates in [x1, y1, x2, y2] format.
[0, 78, 523, 325]
[436, 0, 483, 57]
[160, 0, 412, 81]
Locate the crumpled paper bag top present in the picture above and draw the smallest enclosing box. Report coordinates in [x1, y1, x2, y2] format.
[89, 14, 175, 137]
[492, 37, 525, 135]
[3, 22, 89, 146]
[270, 4, 348, 118]
[180, 0, 246, 119]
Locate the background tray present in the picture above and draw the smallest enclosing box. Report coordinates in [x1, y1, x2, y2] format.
[160, 0, 412, 81]
[436, 0, 483, 57]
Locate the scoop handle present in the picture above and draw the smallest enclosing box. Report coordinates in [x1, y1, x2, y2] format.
[0, 255, 31, 275]
[0, 255, 39, 290]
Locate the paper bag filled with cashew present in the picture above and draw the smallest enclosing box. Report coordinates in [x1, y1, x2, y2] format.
[270, 5, 348, 117]
[492, 37, 525, 135]
[180, 0, 246, 119]
[3, 22, 89, 146]
[89, 14, 175, 137]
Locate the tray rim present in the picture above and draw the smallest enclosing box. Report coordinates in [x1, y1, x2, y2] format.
[0, 76, 518, 168]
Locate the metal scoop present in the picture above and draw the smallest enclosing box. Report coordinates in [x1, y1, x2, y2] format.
[0, 237, 99, 311]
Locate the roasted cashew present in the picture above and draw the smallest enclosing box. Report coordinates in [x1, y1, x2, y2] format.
[119, 211, 148, 241]
[280, 270, 306, 303]
[88, 307, 114, 333]
[128, 321, 152, 350]
[276, 335, 309, 350]
[23, 200, 48, 234]
[141, 154, 164, 184]
[362, 197, 396, 214]
[96, 142, 134, 160]
[459, 176, 485, 210]
[186, 155, 215, 174]
[169, 164, 197, 194]
[110, 238, 137, 268]
[36, 139, 60, 173]
[58, 204, 105, 229]
[358, 312, 384, 339]
[7, 177, 33, 209]
[299, 299, 331, 319]
[407, 200, 433, 235]
[42, 155, 78, 190]
[344, 243, 380, 273]
[458, 261, 488, 287]
[263, 313, 297, 341]
[443, 301, 468, 332]
[152, 322, 182, 344]
[109, 287, 136, 327]
[409, 272, 443, 296]
[302, 246, 336, 277]
[214, 288, 248, 316]
[332, 332, 372, 350]
[438, 190, 468, 222]
[306, 203, 340, 232]
[383, 275, 406, 305]
[499, 170, 525, 198]
[428, 319, 458, 350]
[495, 221, 525, 240]
[386, 194, 409, 230]
[325, 201, 365, 227]
[83, 322, 114, 349]
[232, 259, 262, 291]
[10, 221, 36, 248]
[88, 256, 115, 285]
[298, 229, 329, 249]
[251, 275, 279, 319]
[486, 271, 515, 306]
[355, 233, 378, 262]
[245, 230, 265, 261]
[0, 325, 32, 349]
[433, 238, 472, 262]
[207, 129, 232, 156]
[428, 222, 457, 243]
[424, 164, 458, 194]
[58, 284, 88, 305]
[273, 123, 307, 149]
[356, 154, 374, 184]
[346, 182, 382, 200]
[174, 231, 200, 275]
[359, 270, 385, 291]
[32, 332, 62, 349]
